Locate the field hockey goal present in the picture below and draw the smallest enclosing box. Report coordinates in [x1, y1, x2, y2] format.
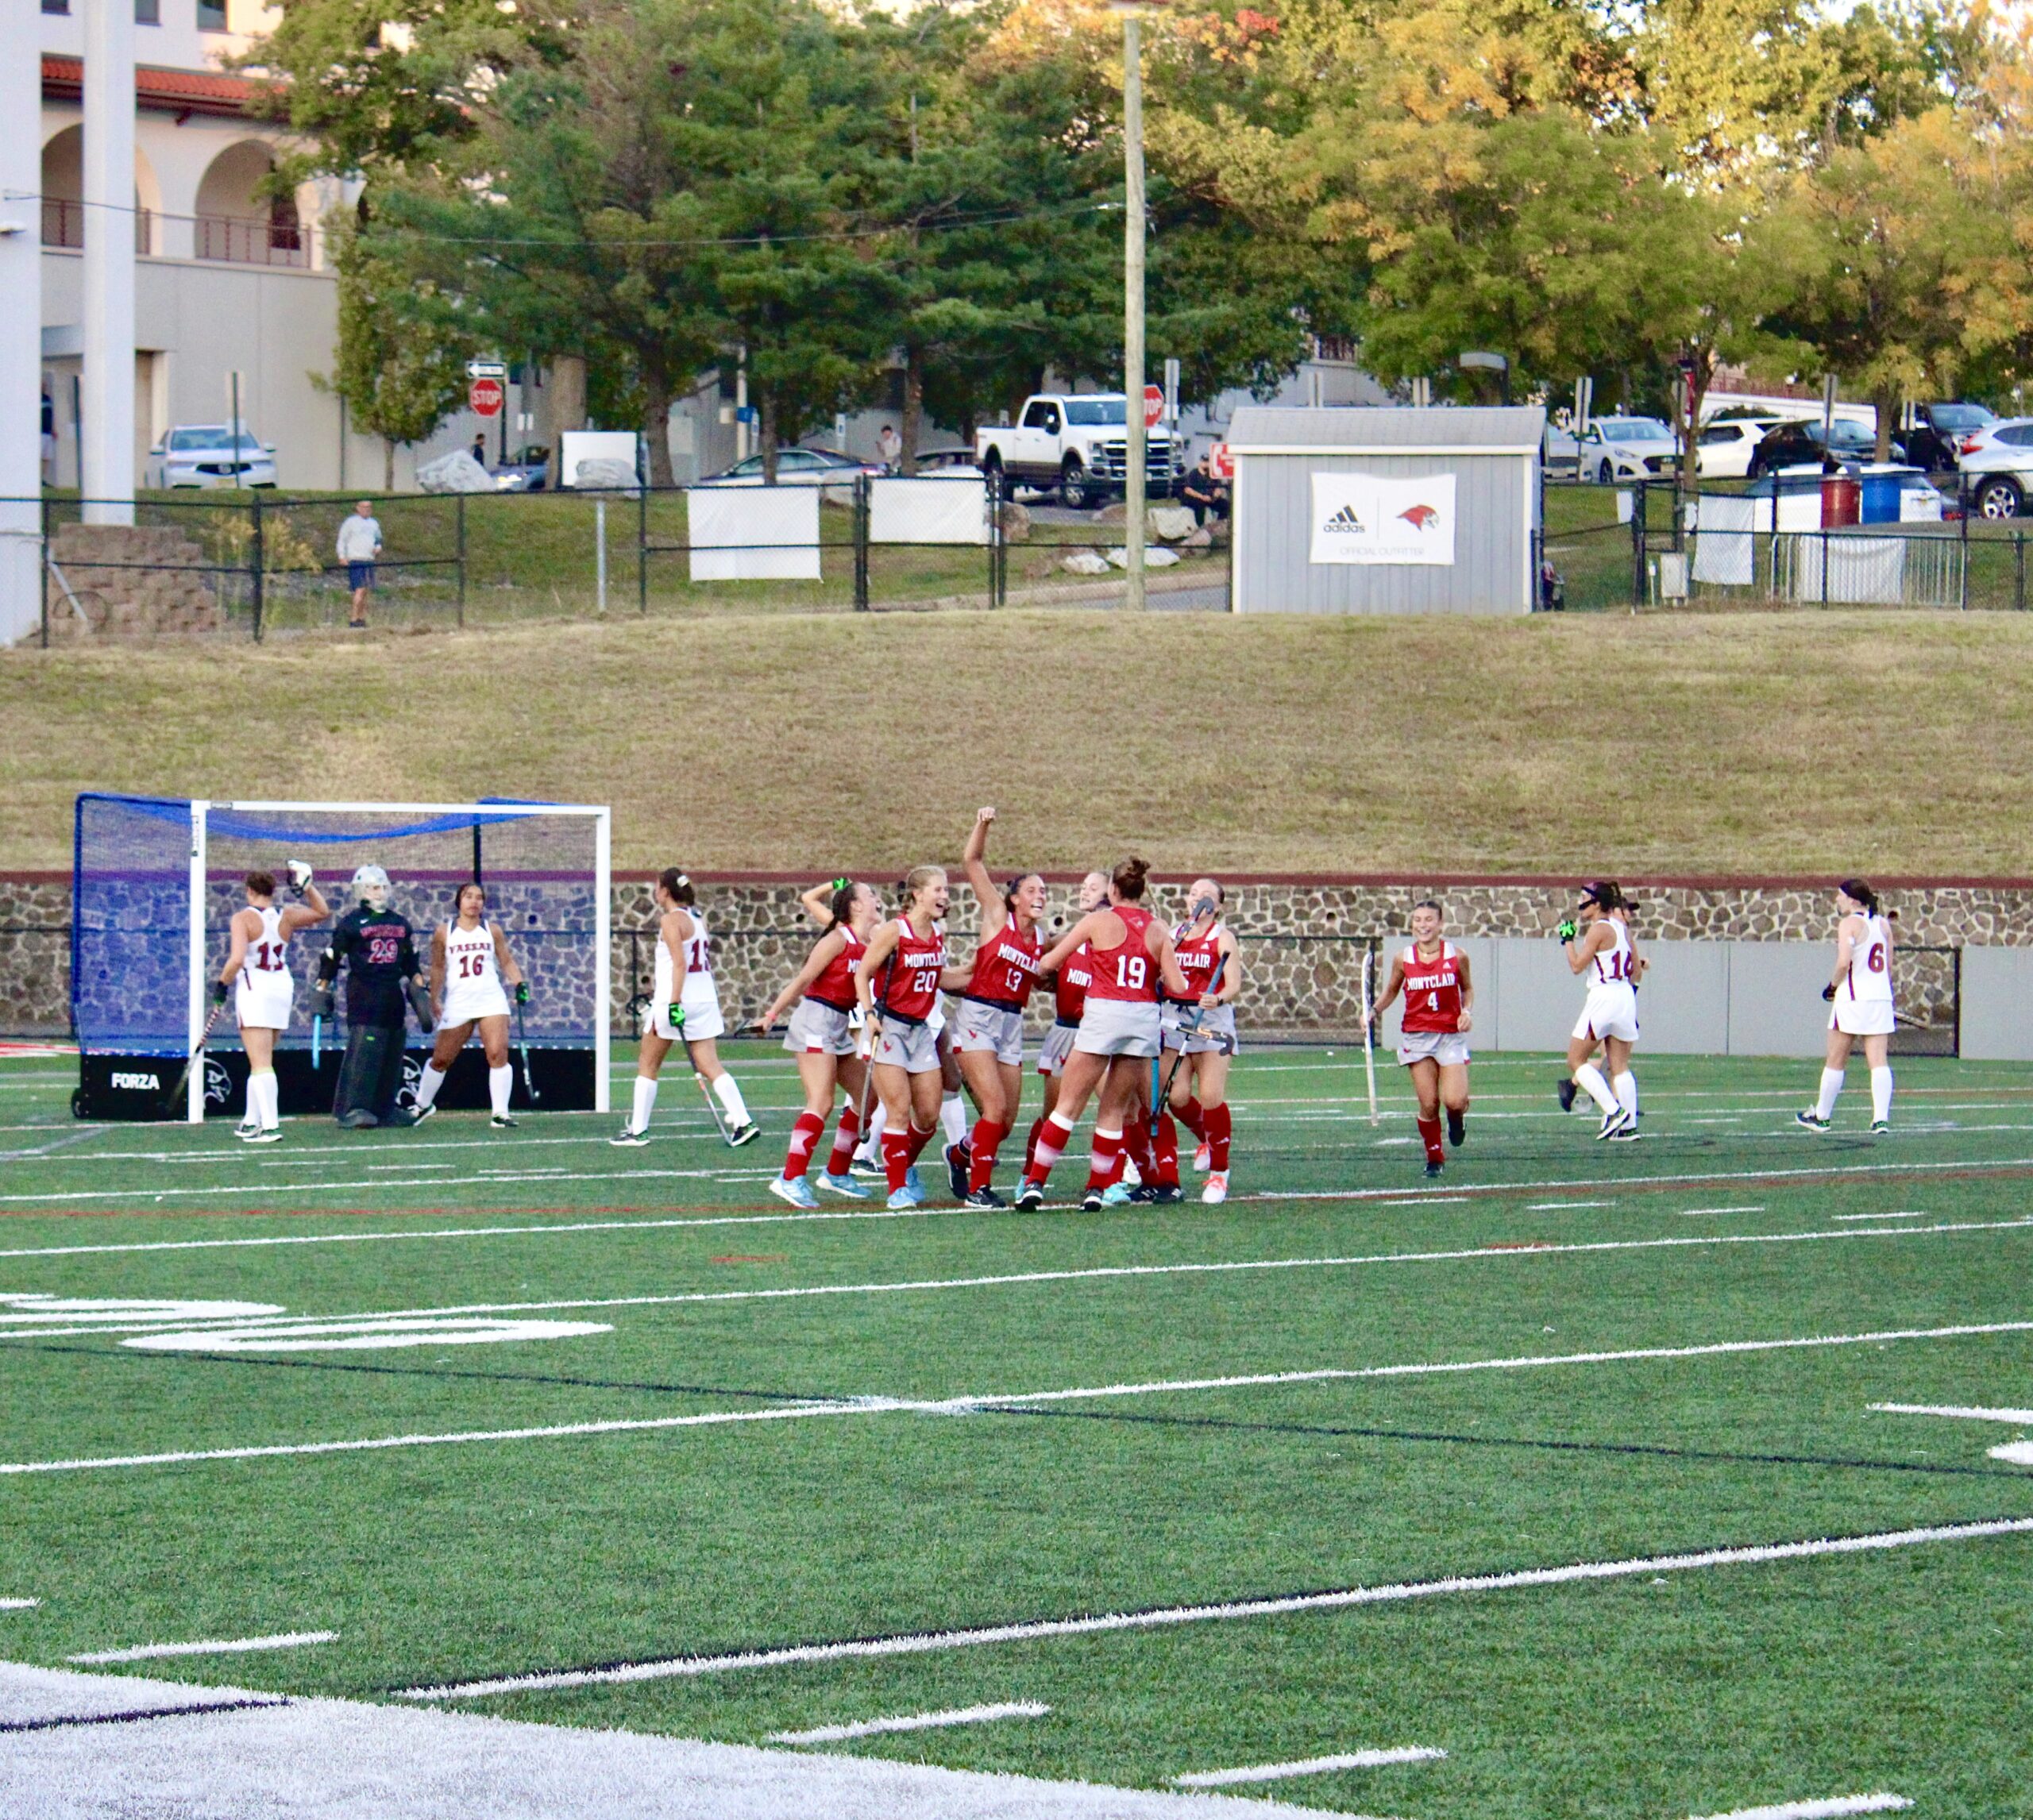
[71, 795, 611, 1121]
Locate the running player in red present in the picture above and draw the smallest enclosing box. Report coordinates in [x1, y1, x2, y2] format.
[1028, 870, 1109, 1177]
[755, 879, 881, 1207]
[1365, 900, 1473, 1177]
[1019, 857, 1193, 1213]
[953, 808, 1047, 1208]
[1148, 879, 1242, 1203]
[857, 866, 973, 1209]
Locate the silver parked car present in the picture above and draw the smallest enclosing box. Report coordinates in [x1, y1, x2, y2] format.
[693, 446, 885, 504]
[145, 425, 278, 489]
[1950, 418, 2033, 519]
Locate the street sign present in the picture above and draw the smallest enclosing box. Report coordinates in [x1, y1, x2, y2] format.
[465, 359, 507, 380]
[469, 377, 504, 418]
[1163, 357, 1180, 425]
[1144, 384, 1164, 430]
[1209, 442, 1233, 480]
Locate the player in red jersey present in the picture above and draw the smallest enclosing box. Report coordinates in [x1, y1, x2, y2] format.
[755, 878, 881, 1209]
[858, 866, 973, 1209]
[1365, 900, 1474, 1177]
[1148, 879, 1242, 1204]
[1028, 870, 1109, 1176]
[952, 808, 1047, 1208]
[1018, 856, 1194, 1213]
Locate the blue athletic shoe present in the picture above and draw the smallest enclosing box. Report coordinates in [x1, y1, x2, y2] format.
[905, 1165, 924, 1195]
[1099, 1182, 1136, 1206]
[816, 1170, 871, 1200]
[887, 1180, 927, 1210]
[768, 1176, 820, 1210]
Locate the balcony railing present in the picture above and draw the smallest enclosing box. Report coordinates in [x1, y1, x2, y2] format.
[41, 199, 153, 254]
[194, 213, 308, 268]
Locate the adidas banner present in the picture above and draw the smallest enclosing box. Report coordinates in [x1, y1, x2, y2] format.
[1308, 472, 1456, 565]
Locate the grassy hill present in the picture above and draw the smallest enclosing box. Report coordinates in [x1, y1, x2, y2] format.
[2, 608, 2027, 877]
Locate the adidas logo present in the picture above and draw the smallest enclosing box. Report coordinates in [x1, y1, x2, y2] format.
[1322, 504, 1366, 532]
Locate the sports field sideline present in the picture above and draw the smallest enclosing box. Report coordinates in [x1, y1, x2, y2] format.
[0, 1046, 2027, 1818]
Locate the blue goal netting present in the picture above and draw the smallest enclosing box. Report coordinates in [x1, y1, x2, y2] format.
[72, 795, 607, 1056]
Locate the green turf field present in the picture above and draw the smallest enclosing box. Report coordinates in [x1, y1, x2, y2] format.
[0, 1046, 2027, 1818]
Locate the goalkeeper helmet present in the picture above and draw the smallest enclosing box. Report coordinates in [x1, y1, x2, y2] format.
[351, 864, 392, 912]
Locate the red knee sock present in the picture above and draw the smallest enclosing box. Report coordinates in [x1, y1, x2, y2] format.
[881, 1128, 915, 1193]
[1025, 1112, 1074, 1186]
[968, 1118, 1009, 1193]
[1153, 1113, 1181, 1188]
[1084, 1126, 1125, 1193]
[1416, 1114, 1445, 1166]
[904, 1121, 935, 1166]
[825, 1103, 861, 1178]
[782, 1111, 826, 1181]
[1023, 1116, 1045, 1174]
[1175, 1097, 1208, 1141]
[1205, 1101, 1232, 1172]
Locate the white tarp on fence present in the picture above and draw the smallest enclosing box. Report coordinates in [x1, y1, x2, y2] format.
[870, 477, 988, 546]
[685, 487, 822, 582]
[1788, 534, 1906, 604]
[1688, 493, 1757, 586]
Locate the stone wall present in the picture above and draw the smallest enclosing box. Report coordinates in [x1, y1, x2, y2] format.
[7, 873, 2018, 1040]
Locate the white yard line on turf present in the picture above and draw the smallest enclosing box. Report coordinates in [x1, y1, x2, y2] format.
[1687, 1796, 1910, 1820]
[1175, 1746, 1444, 1787]
[1527, 1201, 1612, 1210]
[1830, 1211, 1930, 1221]
[399, 1517, 2033, 1699]
[1871, 1401, 2033, 1425]
[10, 1317, 2029, 1474]
[0, 1598, 37, 1610]
[769, 1701, 1049, 1745]
[67, 1630, 337, 1664]
[1679, 1207, 1765, 1217]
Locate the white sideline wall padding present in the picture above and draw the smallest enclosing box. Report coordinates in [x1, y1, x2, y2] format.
[686, 488, 822, 581]
[1724, 944, 1842, 1058]
[1959, 947, 2033, 1060]
[870, 477, 989, 546]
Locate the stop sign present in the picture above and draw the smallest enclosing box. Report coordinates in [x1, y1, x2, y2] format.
[1144, 384, 1165, 429]
[469, 377, 504, 418]
[1209, 442, 1234, 480]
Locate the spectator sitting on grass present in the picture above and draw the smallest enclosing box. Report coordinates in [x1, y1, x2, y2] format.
[336, 500, 382, 630]
[1179, 454, 1229, 527]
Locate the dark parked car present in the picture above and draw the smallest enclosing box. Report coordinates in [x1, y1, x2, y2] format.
[1746, 419, 1903, 476]
[492, 445, 551, 492]
[1903, 401, 1997, 472]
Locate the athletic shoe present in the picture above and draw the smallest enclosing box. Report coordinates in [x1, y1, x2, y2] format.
[1099, 1182, 1136, 1207]
[1446, 1109, 1466, 1147]
[1149, 1184, 1185, 1206]
[1607, 1125, 1641, 1143]
[1080, 1188, 1105, 1213]
[1869, 1119, 1891, 1135]
[887, 1181, 926, 1210]
[245, 1126, 283, 1145]
[905, 1165, 924, 1195]
[337, 1109, 379, 1129]
[233, 1120, 262, 1143]
[1128, 1185, 1159, 1205]
[1794, 1111, 1831, 1132]
[944, 1142, 970, 1201]
[410, 1103, 438, 1125]
[816, 1170, 871, 1200]
[491, 1113, 519, 1130]
[850, 1152, 885, 1180]
[386, 1109, 419, 1128]
[1423, 1160, 1444, 1178]
[1192, 1142, 1213, 1174]
[1015, 1182, 1044, 1211]
[769, 1175, 820, 1210]
[1202, 1170, 1229, 1205]
[1556, 1078, 1577, 1113]
[727, 1120, 760, 1147]
[963, 1187, 1009, 1210]
[1595, 1109, 1629, 1140]
[609, 1127, 650, 1147]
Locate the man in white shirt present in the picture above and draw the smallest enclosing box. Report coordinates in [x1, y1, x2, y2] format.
[877, 423, 901, 471]
[336, 500, 383, 629]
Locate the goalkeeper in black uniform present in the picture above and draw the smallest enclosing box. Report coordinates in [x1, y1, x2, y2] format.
[312, 864, 433, 1128]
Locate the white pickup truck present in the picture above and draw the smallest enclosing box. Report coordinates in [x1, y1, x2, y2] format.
[975, 394, 1185, 509]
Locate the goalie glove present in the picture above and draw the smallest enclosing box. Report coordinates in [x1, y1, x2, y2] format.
[285, 859, 314, 895]
[514, 981, 530, 1006]
[1556, 920, 1579, 942]
[1822, 982, 1838, 1001]
[307, 979, 335, 1020]
[405, 977, 434, 1032]
[211, 978, 230, 1006]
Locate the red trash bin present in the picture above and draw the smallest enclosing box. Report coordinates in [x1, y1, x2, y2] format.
[1820, 475, 1861, 526]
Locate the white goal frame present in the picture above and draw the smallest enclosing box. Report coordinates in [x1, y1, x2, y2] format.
[185, 800, 611, 1123]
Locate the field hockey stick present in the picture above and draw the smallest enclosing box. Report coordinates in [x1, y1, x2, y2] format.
[514, 998, 539, 1107]
[1153, 949, 1225, 1139]
[692, 1070, 735, 1144]
[311, 1012, 322, 1069]
[1361, 947, 1379, 1127]
[162, 997, 231, 1115]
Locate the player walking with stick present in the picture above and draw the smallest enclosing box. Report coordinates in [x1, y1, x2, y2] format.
[410, 882, 528, 1129]
[1150, 879, 1241, 1204]
[1796, 878, 1897, 1134]
[1364, 900, 1473, 1178]
[1559, 881, 1641, 1141]
[217, 862, 327, 1142]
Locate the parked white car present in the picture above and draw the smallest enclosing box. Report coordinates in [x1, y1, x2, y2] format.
[1580, 417, 1680, 483]
[1949, 418, 2033, 519]
[693, 446, 885, 504]
[145, 425, 277, 489]
[1694, 415, 1786, 480]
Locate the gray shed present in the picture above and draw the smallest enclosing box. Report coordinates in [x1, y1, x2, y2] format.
[1228, 406, 1546, 615]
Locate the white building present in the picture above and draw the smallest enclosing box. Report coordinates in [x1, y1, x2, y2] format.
[37, 0, 490, 492]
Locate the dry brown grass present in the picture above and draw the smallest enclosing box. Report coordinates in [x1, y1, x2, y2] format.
[2, 609, 2028, 877]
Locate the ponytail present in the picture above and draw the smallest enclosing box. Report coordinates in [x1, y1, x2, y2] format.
[658, 867, 695, 906]
[824, 879, 859, 932]
[1839, 877, 1881, 916]
[1582, 880, 1626, 913]
[1111, 855, 1151, 900]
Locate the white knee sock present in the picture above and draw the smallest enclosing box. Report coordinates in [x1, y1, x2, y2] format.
[631, 1075, 658, 1134]
[1574, 1063, 1618, 1116]
[249, 1069, 277, 1129]
[1870, 1066, 1894, 1124]
[488, 1064, 512, 1118]
[940, 1091, 968, 1146]
[415, 1062, 447, 1112]
[1815, 1067, 1844, 1118]
[712, 1072, 750, 1127]
[861, 1099, 889, 1156]
[1612, 1070, 1638, 1120]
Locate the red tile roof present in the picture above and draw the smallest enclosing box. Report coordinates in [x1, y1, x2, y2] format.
[43, 54, 264, 118]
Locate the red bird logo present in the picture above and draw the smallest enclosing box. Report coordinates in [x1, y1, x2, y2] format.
[1398, 504, 1440, 530]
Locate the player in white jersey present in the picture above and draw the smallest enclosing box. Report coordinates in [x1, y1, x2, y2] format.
[411, 882, 527, 1129]
[1796, 878, 1897, 1134]
[612, 869, 757, 1147]
[216, 863, 328, 1142]
[1560, 881, 1641, 1140]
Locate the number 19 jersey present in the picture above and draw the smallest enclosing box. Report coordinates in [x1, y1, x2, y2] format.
[1085, 905, 1158, 1003]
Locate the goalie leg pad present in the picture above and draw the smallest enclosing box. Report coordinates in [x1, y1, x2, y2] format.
[334, 1024, 389, 1127]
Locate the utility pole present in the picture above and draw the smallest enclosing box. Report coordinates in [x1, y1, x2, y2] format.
[0, 20, 44, 640]
[1115, 0, 1153, 611]
[82, 0, 137, 525]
